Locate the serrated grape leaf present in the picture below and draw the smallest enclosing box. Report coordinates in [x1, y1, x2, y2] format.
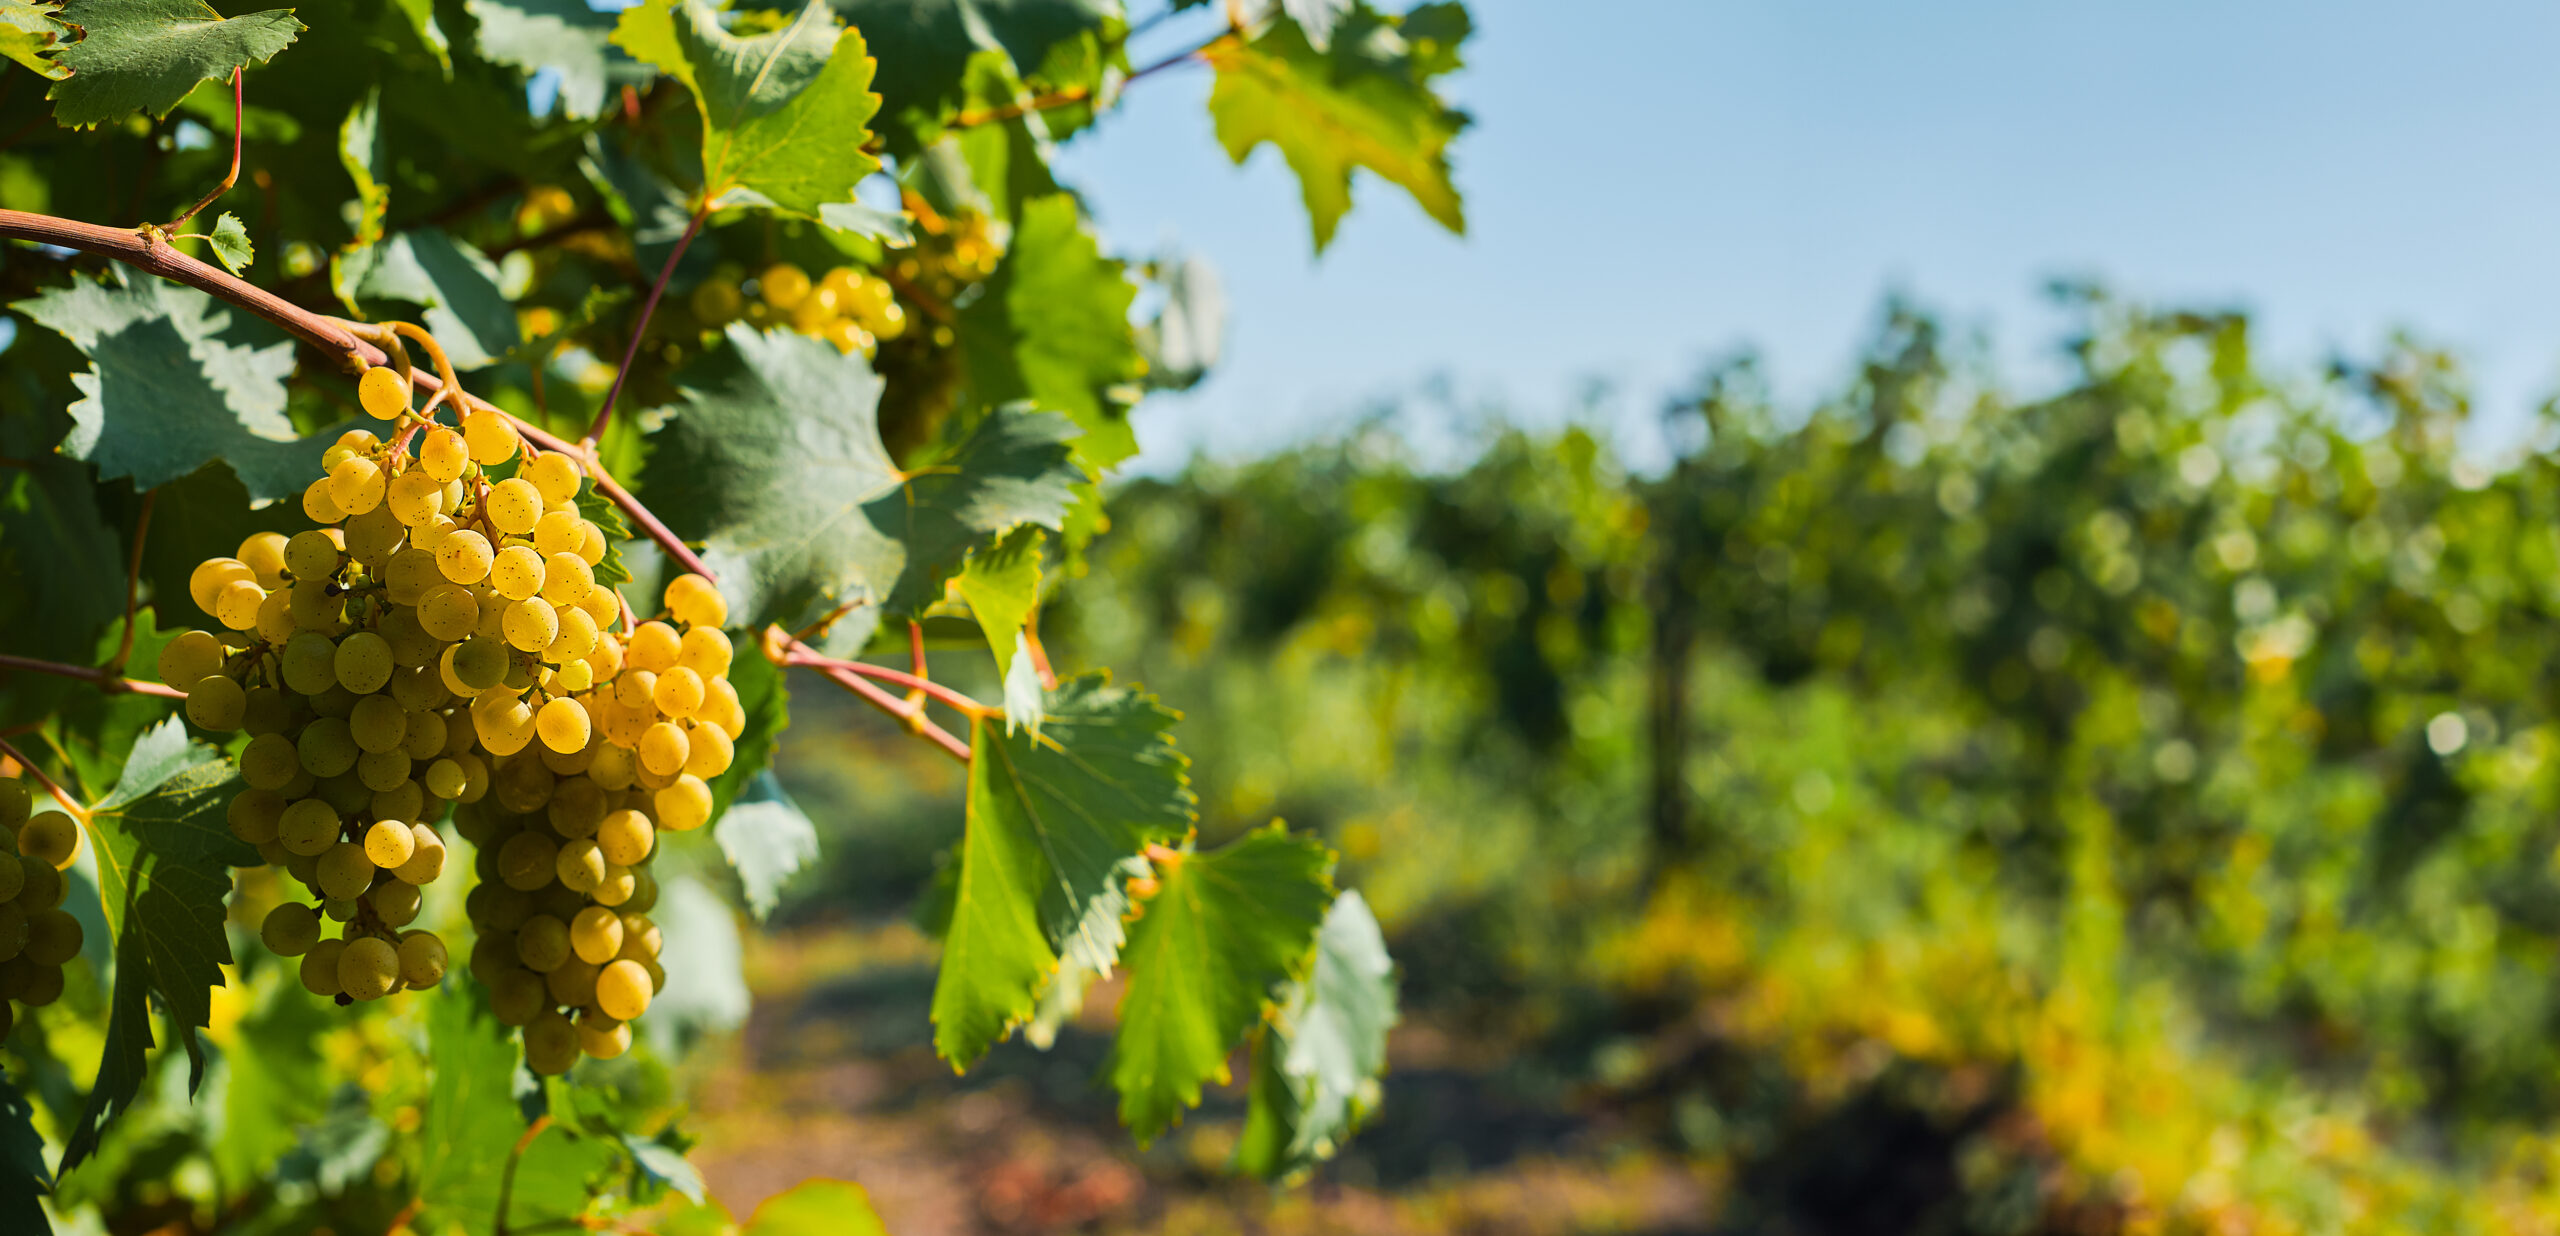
[203, 210, 251, 274]
[959, 193, 1143, 473]
[837, 0, 1110, 154]
[932, 674, 1194, 1068]
[45, 0, 303, 129]
[14, 268, 338, 501]
[1107, 824, 1334, 1142]
[711, 770, 815, 920]
[339, 229, 520, 370]
[0, 455, 122, 666]
[0, 0, 71, 80]
[642, 325, 1082, 642]
[955, 525, 1040, 679]
[335, 89, 388, 253]
[741, 1178, 889, 1236]
[1236, 889, 1395, 1177]
[611, 0, 880, 217]
[57, 717, 259, 1174]
[466, 0, 617, 119]
[417, 988, 613, 1235]
[644, 875, 748, 1050]
[620, 1133, 705, 1204]
[1282, 0, 1350, 50]
[1202, 5, 1468, 252]
[1135, 253, 1223, 392]
[0, 1065, 50, 1233]
[571, 478, 633, 588]
[818, 198, 912, 244]
[274, 1084, 390, 1196]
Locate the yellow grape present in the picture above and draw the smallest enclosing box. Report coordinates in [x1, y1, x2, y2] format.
[437, 530, 495, 585]
[596, 958, 653, 1021]
[418, 583, 479, 641]
[299, 939, 347, 997]
[526, 453, 582, 506]
[540, 552, 593, 607]
[758, 262, 811, 310]
[546, 957, 599, 1007]
[682, 725, 734, 779]
[577, 1011, 631, 1060]
[189, 557, 254, 613]
[569, 905, 623, 965]
[363, 818, 416, 868]
[664, 573, 727, 628]
[260, 902, 321, 956]
[18, 814, 77, 869]
[328, 456, 386, 515]
[554, 837, 605, 892]
[397, 931, 447, 987]
[421, 427, 470, 482]
[487, 478, 542, 535]
[301, 477, 343, 524]
[159, 629, 225, 687]
[676, 625, 733, 678]
[490, 545, 546, 601]
[525, 1011, 580, 1075]
[348, 695, 408, 754]
[278, 799, 340, 857]
[577, 521, 609, 567]
[335, 632, 395, 694]
[339, 936, 400, 1001]
[651, 666, 705, 719]
[185, 674, 247, 731]
[395, 824, 447, 884]
[371, 880, 421, 927]
[504, 597, 560, 653]
[533, 509, 586, 557]
[597, 806, 653, 865]
[238, 531, 290, 586]
[536, 697, 591, 754]
[387, 470, 443, 526]
[462, 408, 519, 465]
[357, 365, 410, 419]
[637, 721, 689, 778]
[627, 622, 679, 673]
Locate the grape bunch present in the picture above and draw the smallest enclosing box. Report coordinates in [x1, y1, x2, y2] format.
[691, 260, 910, 359]
[167, 365, 735, 1046]
[0, 780, 88, 1038]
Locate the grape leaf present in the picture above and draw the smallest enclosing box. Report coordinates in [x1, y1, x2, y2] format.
[45, 0, 304, 130]
[58, 717, 259, 1174]
[388, 0, 448, 70]
[273, 1084, 390, 1196]
[640, 325, 1083, 644]
[0, 454, 122, 666]
[1202, 5, 1469, 251]
[644, 874, 749, 1049]
[932, 674, 1195, 1068]
[417, 988, 613, 1235]
[203, 211, 251, 274]
[711, 770, 816, 920]
[335, 89, 388, 253]
[1236, 889, 1395, 1177]
[465, 0, 619, 120]
[959, 193, 1144, 473]
[0, 0, 71, 81]
[1135, 253, 1224, 392]
[0, 1065, 50, 1234]
[955, 525, 1041, 680]
[837, 0, 1111, 154]
[1282, 0, 1351, 50]
[741, 1178, 890, 1236]
[611, 0, 880, 217]
[1107, 823, 1334, 1142]
[620, 1132, 704, 1204]
[338, 229, 520, 370]
[207, 969, 333, 1194]
[12, 268, 337, 502]
[572, 478, 633, 588]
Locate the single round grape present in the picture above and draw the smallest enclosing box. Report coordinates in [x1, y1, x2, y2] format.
[185, 674, 247, 731]
[297, 717, 359, 779]
[210, 578, 264, 631]
[237, 733, 298, 791]
[598, 803, 655, 863]
[612, 669, 657, 713]
[357, 747, 412, 793]
[473, 691, 536, 746]
[462, 408, 520, 466]
[420, 426, 469, 482]
[497, 831, 559, 892]
[0, 780, 26, 835]
[533, 509, 587, 558]
[516, 454, 577, 509]
[299, 938, 348, 997]
[490, 545, 546, 602]
[328, 456, 387, 516]
[242, 686, 296, 737]
[686, 720, 738, 778]
[676, 625, 734, 679]
[652, 666, 706, 719]
[19, 909, 76, 967]
[18, 814, 76, 870]
[525, 1009, 579, 1075]
[339, 936, 401, 1001]
[587, 743, 637, 792]
[15, 960, 62, 1008]
[486, 477, 542, 536]
[516, 913, 571, 971]
[357, 364, 411, 419]
[225, 791, 286, 850]
[538, 553, 593, 608]
[398, 931, 447, 987]
[308, 685, 359, 720]
[504, 596, 559, 654]
[281, 632, 337, 696]
[316, 841, 375, 901]
[334, 632, 394, 695]
[691, 277, 744, 324]
[300, 477, 343, 524]
[618, 914, 662, 961]
[277, 798, 340, 857]
[487, 969, 545, 1027]
[370, 879, 422, 928]
[554, 837, 605, 892]
[524, 699, 586, 757]
[14, 859, 56, 913]
[567, 905, 624, 966]
[0, 903, 26, 963]
[360, 818, 415, 869]
[385, 471, 440, 529]
[371, 780, 424, 826]
[260, 901, 321, 956]
[189, 558, 254, 615]
[591, 864, 635, 908]
[288, 579, 345, 633]
[655, 775, 714, 833]
[396, 824, 447, 884]
[348, 694, 408, 755]
[237, 530, 291, 586]
[448, 638, 507, 693]
[627, 621, 680, 673]
[759, 262, 812, 309]
[586, 633, 626, 682]
[665, 573, 728, 629]
[576, 1010, 631, 1060]
[159, 629, 226, 688]
[344, 505, 405, 568]
[578, 521, 610, 568]
[254, 588, 297, 643]
[552, 659, 595, 694]
[412, 586, 475, 646]
[596, 958, 653, 1021]
[423, 758, 468, 801]
[281, 532, 338, 584]
[493, 755, 557, 815]
[437, 529, 494, 585]
[637, 722, 690, 778]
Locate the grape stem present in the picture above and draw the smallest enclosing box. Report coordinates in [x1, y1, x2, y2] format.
[491, 1113, 552, 1236]
[0, 736, 89, 821]
[0, 654, 187, 700]
[579, 205, 708, 450]
[160, 69, 243, 232]
[108, 488, 156, 674]
[778, 642, 994, 723]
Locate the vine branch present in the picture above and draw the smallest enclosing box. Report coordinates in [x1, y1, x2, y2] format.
[0, 736, 89, 821]
[164, 69, 243, 232]
[492, 1114, 552, 1236]
[581, 206, 707, 449]
[0, 654, 186, 700]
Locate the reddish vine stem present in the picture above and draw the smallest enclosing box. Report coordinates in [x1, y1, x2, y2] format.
[801, 657, 972, 761]
[0, 736, 87, 820]
[492, 1114, 553, 1236]
[581, 206, 708, 449]
[164, 69, 244, 231]
[109, 489, 156, 673]
[0, 654, 186, 700]
[779, 644, 992, 722]
[382, 1195, 423, 1236]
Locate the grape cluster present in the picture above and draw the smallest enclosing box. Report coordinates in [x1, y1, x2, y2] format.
[0, 780, 86, 1039]
[691, 260, 909, 359]
[171, 366, 736, 1056]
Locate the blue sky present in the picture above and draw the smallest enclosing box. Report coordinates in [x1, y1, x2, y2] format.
[1057, 2, 2560, 471]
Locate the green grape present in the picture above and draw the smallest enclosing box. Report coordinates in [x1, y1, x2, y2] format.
[254, 588, 297, 643]
[16, 962, 61, 1007]
[185, 674, 248, 731]
[287, 579, 345, 632]
[363, 818, 415, 868]
[315, 841, 374, 900]
[369, 879, 421, 928]
[240, 732, 300, 789]
[535, 882, 587, 923]
[451, 637, 508, 691]
[226, 788, 287, 845]
[553, 837, 605, 893]
[467, 929, 517, 985]
[418, 583, 478, 642]
[401, 710, 449, 761]
[0, 903, 25, 963]
[490, 545, 546, 602]
[496, 831, 558, 892]
[334, 631, 395, 694]
[490, 969, 545, 1026]
[339, 936, 400, 1001]
[242, 686, 295, 737]
[504, 596, 559, 653]
[21, 909, 77, 966]
[524, 1009, 579, 1075]
[297, 717, 359, 778]
[546, 777, 606, 839]
[398, 931, 447, 987]
[357, 364, 410, 420]
[281, 632, 338, 696]
[260, 901, 321, 956]
[595, 957, 653, 1021]
[307, 685, 359, 719]
[493, 757, 556, 815]
[158, 629, 226, 688]
[0, 851, 23, 902]
[348, 694, 408, 755]
[545, 957, 598, 1007]
[317, 771, 373, 815]
[395, 825, 447, 884]
[391, 664, 451, 712]
[383, 547, 442, 607]
[277, 798, 341, 857]
[569, 905, 623, 965]
[300, 478, 342, 524]
[357, 748, 412, 793]
[18, 813, 76, 869]
[467, 882, 534, 931]
[370, 780, 423, 826]
[423, 758, 467, 800]
[0, 779, 28, 835]
[283, 531, 340, 581]
[515, 914, 570, 971]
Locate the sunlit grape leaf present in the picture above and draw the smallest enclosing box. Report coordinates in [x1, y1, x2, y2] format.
[203, 211, 251, 274]
[339, 229, 520, 370]
[466, 0, 618, 119]
[1236, 889, 1395, 1177]
[932, 675, 1195, 1068]
[0, 0, 71, 80]
[13, 268, 339, 500]
[417, 988, 613, 1235]
[572, 478, 633, 588]
[1107, 823, 1334, 1142]
[619, 1132, 704, 1204]
[0, 1065, 49, 1233]
[45, 0, 304, 129]
[741, 1178, 890, 1236]
[1202, 5, 1469, 251]
[335, 89, 388, 253]
[611, 0, 880, 216]
[956, 525, 1041, 679]
[641, 326, 1083, 643]
[58, 717, 259, 1174]
[711, 770, 816, 920]
[959, 193, 1144, 473]
[837, 0, 1110, 153]
[207, 970, 333, 1193]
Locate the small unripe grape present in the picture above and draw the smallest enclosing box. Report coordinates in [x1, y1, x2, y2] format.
[398, 931, 448, 987]
[637, 722, 689, 778]
[21, 909, 78, 965]
[462, 408, 520, 465]
[627, 621, 680, 673]
[664, 573, 727, 629]
[358, 365, 410, 419]
[186, 674, 247, 731]
[339, 936, 401, 1001]
[654, 776, 713, 832]
[491, 969, 546, 1026]
[596, 958, 653, 1021]
[316, 841, 375, 900]
[497, 831, 558, 892]
[299, 938, 348, 997]
[525, 1009, 579, 1075]
[505, 597, 560, 653]
[536, 697, 591, 754]
[158, 630, 226, 689]
[278, 798, 340, 857]
[421, 426, 469, 482]
[261, 901, 322, 956]
[18, 814, 77, 870]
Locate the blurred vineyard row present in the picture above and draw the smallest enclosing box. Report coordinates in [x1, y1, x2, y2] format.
[1001, 290, 2560, 1234]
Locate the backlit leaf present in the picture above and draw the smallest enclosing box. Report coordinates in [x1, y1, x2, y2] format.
[46, 0, 303, 130]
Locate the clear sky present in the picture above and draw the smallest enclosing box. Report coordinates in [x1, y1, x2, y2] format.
[1056, 2, 2560, 471]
